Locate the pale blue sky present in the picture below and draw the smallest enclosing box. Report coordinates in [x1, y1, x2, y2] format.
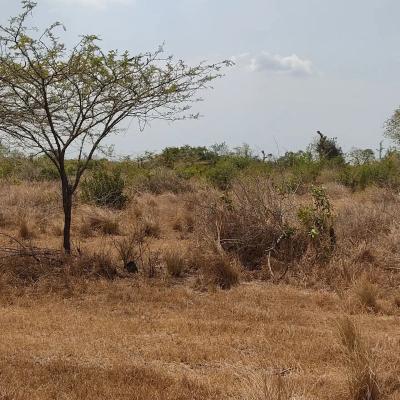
[3, 0, 400, 157]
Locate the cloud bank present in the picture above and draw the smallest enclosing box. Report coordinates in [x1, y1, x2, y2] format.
[233, 51, 315, 77]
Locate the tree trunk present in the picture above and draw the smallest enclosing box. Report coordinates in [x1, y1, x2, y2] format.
[61, 174, 73, 254]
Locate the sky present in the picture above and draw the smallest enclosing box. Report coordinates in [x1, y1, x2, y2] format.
[2, 0, 400, 157]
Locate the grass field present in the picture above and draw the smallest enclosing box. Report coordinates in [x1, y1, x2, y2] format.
[1, 280, 399, 400]
[0, 181, 399, 399]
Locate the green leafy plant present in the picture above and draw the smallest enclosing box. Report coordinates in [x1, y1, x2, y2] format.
[81, 169, 127, 209]
[298, 185, 335, 261]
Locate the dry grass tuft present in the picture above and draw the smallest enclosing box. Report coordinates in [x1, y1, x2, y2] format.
[0, 211, 8, 228]
[337, 316, 362, 353]
[73, 250, 118, 280]
[51, 222, 64, 237]
[112, 225, 149, 271]
[0, 246, 119, 292]
[354, 279, 380, 313]
[337, 316, 381, 400]
[235, 371, 298, 400]
[18, 219, 35, 240]
[80, 209, 120, 237]
[164, 248, 186, 277]
[113, 234, 138, 270]
[335, 200, 394, 246]
[193, 248, 240, 290]
[140, 214, 161, 238]
[172, 214, 184, 232]
[172, 210, 194, 234]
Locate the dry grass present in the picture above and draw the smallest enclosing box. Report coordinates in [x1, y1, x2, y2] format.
[354, 279, 380, 313]
[0, 182, 399, 398]
[113, 234, 138, 270]
[18, 219, 35, 240]
[193, 177, 308, 270]
[140, 214, 161, 238]
[337, 317, 381, 400]
[164, 247, 186, 277]
[0, 282, 398, 399]
[191, 248, 240, 290]
[234, 371, 299, 400]
[80, 208, 120, 237]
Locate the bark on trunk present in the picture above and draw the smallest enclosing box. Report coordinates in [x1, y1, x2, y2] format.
[61, 175, 73, 254]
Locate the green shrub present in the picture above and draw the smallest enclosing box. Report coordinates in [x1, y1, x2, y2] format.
[298, 185, 335, 261]
[338, 159, 400, 190]
[81, 169, 127, 208]
[206, 157, 253, 190]
[175, 164, 208, 180]
[136, 167, 190, 194]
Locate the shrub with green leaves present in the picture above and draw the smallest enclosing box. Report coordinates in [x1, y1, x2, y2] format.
[206, 157, 253, 190]
[136, 167, 191, 194]
[298, 185, 335, 261]
[81, 169, 127, 209]
[338, 158, 400, 190]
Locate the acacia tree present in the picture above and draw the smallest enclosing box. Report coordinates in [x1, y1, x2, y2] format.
[0, 1, 230, 253]
[385, 108, 400, 146]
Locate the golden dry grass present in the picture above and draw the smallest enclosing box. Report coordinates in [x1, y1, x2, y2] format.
[0, 282, 399, 399]
[0, 182, 399, 399]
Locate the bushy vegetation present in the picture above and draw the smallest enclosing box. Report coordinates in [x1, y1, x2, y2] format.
[81, 169, 127, 209]
[2, 134, 400, 286]
[2, 135, 399, 195]
[0, 137, 399, 400]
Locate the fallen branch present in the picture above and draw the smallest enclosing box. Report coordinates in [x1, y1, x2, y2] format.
[0, 232, 63, 265]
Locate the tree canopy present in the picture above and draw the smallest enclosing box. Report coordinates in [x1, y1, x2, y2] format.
[0, 1, 230, 251]
[385, 108, 400, 146]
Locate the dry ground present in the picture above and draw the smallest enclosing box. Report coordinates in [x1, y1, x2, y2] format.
[0, 280, 399, 399]
[0, 181, 399, 399]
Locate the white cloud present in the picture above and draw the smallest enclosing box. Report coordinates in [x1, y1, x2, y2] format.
[50, 0, 134, 9]
[233, 51, 315, 77]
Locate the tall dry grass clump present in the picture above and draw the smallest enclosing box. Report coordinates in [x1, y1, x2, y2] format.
[80, 208, 120, 237]
[354, 279, 380, 313]
[18, 219, 35, 240]
[337, 316, 381, 400]
[113, 234, 138, 271]
[235, 372, 298, 400]
[72, 250, 118, 280]
[189, 245, 240, 290]
[140, 214, 161, 238]
[164, 248, 186, 277]
[113, 223, 161, 277]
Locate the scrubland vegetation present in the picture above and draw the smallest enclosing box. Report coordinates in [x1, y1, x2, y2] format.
[0, 137, 400, 399]
[1, 2, 400, 399]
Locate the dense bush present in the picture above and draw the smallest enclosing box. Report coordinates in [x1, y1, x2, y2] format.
[206, 157, 255, 190]
[1, 140, 400, 193]
[338, 158, 400, 190]
[160, 145, 216, 167]
[135, 167, 191, 194]
[193, 176, 308, 270]
[314, 131, 344, 161]
[81, 169, 127, 208]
